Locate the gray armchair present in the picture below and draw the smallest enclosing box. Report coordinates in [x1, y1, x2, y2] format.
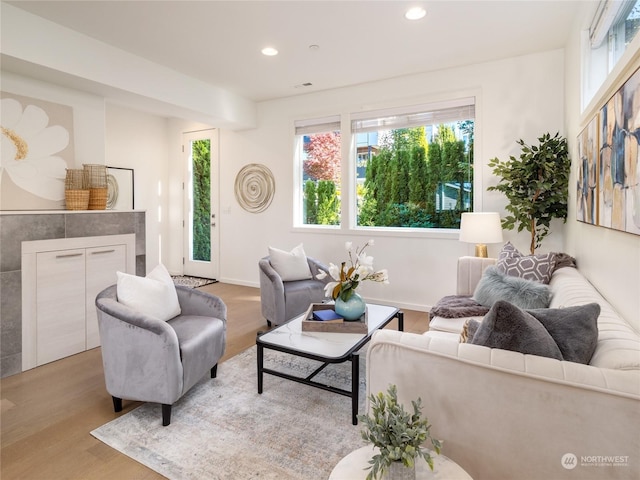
[259, 256, 331, 327]
[95, 285, 226, 426]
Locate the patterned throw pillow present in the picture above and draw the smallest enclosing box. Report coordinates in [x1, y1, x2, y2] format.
[496, 242, 557, 284]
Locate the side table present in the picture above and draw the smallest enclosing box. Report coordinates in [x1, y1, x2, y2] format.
[329, 446, 473, 479]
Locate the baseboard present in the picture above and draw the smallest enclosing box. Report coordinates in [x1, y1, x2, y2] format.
[218, 277, 260, 289]
[217, 279, 432, 312]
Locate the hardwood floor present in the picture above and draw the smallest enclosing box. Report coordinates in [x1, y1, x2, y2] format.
[1, 283, 429, 479]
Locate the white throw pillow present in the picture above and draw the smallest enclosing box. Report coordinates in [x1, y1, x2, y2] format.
[268, 244, 312, 281]
[116, 263, 181, 321]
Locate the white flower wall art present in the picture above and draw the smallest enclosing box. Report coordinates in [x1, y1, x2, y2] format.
[1, 94, 75, 210]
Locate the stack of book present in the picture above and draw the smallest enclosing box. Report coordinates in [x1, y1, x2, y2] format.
[312, 309, 343, 323]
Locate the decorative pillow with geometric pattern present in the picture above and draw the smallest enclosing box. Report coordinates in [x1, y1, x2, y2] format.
[496, 241, 557, 284]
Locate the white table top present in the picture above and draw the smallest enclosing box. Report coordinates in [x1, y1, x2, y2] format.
[257, 303, 398, 359]
[329, 446, 473, 480]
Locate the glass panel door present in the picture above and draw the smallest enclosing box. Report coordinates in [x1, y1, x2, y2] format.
[183, 130, 219, 279]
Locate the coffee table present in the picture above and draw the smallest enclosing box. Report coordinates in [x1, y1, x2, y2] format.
[256, 303, 402, 425]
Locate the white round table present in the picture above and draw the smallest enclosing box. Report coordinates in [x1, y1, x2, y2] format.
[329, 446, 473, 479]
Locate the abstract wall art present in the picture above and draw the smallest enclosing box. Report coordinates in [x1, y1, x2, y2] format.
[598, 66, 640, 235]
[577, 115, 599, 225]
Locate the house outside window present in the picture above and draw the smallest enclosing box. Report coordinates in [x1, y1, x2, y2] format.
[352, 98, 475, 229]
[294, 116, 341, 226]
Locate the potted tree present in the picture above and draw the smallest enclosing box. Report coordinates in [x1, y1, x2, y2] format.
[488, 132, 570, 254]
[358, 384, 442, 480]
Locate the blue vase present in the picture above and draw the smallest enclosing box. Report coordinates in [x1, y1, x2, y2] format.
[334, 292, 366, 321]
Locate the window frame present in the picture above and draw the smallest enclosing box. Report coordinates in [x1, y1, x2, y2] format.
[293, 115, 342, 229]
[292, 92, 482, 239]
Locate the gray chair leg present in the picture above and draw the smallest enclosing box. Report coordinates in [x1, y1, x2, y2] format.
[162, 404, 172, 426]
[211, 364, 217, 378]
[112, 396, 123, 412]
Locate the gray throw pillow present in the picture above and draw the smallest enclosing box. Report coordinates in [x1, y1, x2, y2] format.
[497, 241, 557, 284]
[528, 303, 601, 364]
[470, 300, 563, 360]
[473, 266, 552, 310]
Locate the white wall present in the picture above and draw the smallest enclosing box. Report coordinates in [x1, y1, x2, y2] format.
[563, 4, 640, 329]
[208, 49, 566, 311]
[105, 104, 170, 272]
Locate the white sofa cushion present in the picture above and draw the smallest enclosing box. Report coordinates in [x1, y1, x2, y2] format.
[549, 267, 640, 370]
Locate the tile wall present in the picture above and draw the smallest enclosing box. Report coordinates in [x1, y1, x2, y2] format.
[0, 211, 146, 378]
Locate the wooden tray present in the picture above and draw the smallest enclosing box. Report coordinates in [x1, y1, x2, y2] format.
[301, 303, 368, 333]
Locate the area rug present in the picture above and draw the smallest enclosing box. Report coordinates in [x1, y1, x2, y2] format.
[90, 346, 368, 479]
[171, 275, 218, 288]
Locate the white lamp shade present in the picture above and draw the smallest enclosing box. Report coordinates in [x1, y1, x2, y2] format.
[459, 212, 503, 244]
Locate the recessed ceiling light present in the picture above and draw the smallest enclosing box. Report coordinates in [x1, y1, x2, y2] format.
[261, 47, 278, 56]
[405, 6, 426, 20]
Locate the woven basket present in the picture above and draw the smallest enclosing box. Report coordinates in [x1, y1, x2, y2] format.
[65, 189, 90, 210]
[65, 169, 85, 190]
[88, 187, 108, 210]
[83, 164, 107, 188]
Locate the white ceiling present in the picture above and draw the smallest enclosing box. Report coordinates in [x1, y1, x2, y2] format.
[6, 0, 587, 102]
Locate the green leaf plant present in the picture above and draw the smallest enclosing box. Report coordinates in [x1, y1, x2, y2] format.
[488, 132, 570, 254]
[358, 384, 442, 480]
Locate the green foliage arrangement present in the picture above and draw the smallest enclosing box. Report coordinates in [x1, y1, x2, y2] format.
[358, 385, 442, 480]
[488, 132, 570, 254]
[303, 179, 340, 225]
[191, 139, 211, 261]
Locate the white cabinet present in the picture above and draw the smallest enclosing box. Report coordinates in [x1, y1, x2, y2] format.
[85, 245, 127, 349]
[22, 235, 135, 370]
[36, 249, 87, 365]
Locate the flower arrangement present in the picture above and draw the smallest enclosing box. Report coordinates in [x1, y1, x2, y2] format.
[358, 384, 442, 480]
[316, 240, 389, 302]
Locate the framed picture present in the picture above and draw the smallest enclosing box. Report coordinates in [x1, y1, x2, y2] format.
[598, 66, 640, 235]
[106, 167, 134, 210]
[577, 115, 599, 225]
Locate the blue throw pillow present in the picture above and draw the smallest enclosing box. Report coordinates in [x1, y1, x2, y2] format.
[472, 266, 552, 310]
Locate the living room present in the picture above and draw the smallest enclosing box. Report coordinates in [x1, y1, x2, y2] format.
[1, 0, 639, 478]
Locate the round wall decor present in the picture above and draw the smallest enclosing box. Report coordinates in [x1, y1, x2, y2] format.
[106, 174, 119, 209]
[234, 163, 275, 213]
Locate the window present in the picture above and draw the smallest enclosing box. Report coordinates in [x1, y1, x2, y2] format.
[352, 98, 475, 229]
[294, 116, 341, 226]
[584, 0, 640, 107]
[590, 0, 640, 71]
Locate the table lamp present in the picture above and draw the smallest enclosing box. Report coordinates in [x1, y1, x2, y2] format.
[459, 212, 503, 258]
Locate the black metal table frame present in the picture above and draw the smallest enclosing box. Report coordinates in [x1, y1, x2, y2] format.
[256, 310, 403, 425]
